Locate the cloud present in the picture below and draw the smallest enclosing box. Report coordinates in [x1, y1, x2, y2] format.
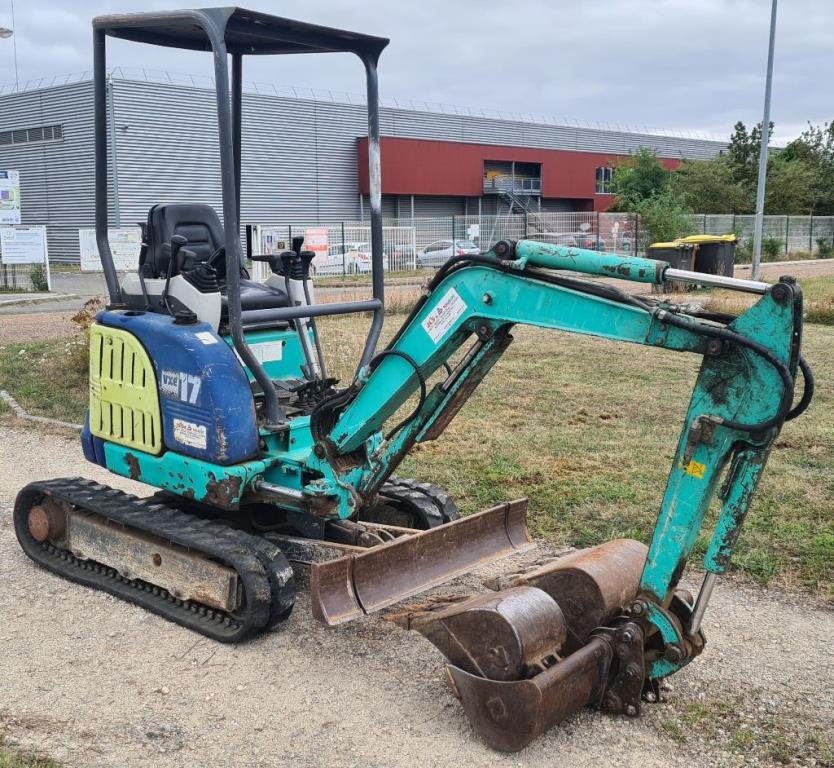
[1, 0, 831, 142]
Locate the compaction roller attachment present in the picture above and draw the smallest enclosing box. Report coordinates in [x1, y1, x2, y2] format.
[394, 539, 649, 751]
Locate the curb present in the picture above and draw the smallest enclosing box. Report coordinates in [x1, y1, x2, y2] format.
[0, 293, 81, 308]
[0, 390, 83, 431]
[735, 258, 834, 270]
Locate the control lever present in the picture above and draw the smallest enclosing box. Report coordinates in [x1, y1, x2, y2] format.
[161, 234, 188, 314]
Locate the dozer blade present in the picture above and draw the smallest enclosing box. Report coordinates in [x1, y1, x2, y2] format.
[310, 499, 533, 626]
[397, 538, 649, 751]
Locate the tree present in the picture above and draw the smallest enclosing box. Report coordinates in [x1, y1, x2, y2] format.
[764, 155, 815, 215]
[635, 189, 696, 244]
[725, 120, 774, 189]
[782, 121, 834, 215]
[607, 148, 671, 212]
[672, 157, 752, 214]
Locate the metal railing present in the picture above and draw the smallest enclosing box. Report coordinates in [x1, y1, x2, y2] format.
[483, 174, 542, 195]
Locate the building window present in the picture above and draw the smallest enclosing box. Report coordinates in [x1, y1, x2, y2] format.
[595, 166, 613, 194]
[0, 124, 64, 147]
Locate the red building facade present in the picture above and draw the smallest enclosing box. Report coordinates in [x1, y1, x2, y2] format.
[358, 136, 680, 213]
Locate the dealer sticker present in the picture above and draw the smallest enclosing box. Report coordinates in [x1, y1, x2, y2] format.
[422, 287, 467, 344]
[173, 419, 207, 450]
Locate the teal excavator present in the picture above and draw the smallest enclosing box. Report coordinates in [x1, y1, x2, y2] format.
[13, 8, 813, 752]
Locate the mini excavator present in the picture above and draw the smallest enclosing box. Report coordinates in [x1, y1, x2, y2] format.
[14, 8, 814, 752]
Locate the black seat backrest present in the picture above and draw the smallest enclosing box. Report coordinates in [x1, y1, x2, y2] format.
[142, 203, 224, 279]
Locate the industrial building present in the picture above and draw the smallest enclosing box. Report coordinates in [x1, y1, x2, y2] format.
[0, 70, 726, 262]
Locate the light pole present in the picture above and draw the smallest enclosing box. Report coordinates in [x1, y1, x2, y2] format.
[0, 0, 18, 90]
[751, 0, 778, 280]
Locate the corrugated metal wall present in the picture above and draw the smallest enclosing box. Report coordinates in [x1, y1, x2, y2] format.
[0, 74, 727, 262]
[0, 81, 112, 262]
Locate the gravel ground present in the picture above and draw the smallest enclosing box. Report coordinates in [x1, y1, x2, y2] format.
[1, 424, 832, 767]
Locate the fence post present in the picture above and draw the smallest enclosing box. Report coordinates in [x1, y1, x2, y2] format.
[523, 211, 528, 239]
[810, 216, 814, 254]
[703, 213, 707, 234]
[785, 216, 789, 257]
[341, 221, 346, 275]
[634, 213, 639, 256]
[596, 211, 600, 250]
[451, 215, 456, 246]
[732, 213, 736, 235]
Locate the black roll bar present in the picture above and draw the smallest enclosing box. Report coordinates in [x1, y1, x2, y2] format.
[92, 8, 389, 429]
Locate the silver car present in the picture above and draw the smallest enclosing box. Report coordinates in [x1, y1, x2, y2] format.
[416, 239, 480, 268]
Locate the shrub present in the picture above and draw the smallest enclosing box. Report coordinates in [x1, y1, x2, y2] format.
[817, 238, 833, 259]
[29, 265, 49, 292]
[762, 237, 784, 261]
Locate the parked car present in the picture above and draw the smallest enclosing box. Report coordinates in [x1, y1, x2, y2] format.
[416, 239, 480, 268]
[531, 232, 608, 252]
[317, 242, 388, 275]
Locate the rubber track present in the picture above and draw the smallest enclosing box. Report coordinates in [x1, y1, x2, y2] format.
[13, 478, 295, 642]
[376, 476, 460, 529]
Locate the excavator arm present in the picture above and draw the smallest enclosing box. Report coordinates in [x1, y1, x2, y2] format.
[302, 239, 810, 750]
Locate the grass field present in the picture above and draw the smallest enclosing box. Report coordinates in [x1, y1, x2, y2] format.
[1, 286, 831, 600]
[0, 740, 59, 768]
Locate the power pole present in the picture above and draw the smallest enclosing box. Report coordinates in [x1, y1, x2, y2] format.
[751, 0, 778, 280]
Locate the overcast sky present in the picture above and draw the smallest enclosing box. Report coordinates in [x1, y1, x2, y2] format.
[2, 0, 832, 144]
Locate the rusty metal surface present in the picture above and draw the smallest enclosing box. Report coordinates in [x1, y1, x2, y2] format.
[446, 636, 613, 753]
[310, 499, 533, 626]
[510, 538, 647, 651]
[27, 499, 67, 543]
[67, 512, 242, 612]
[400, 586, 567, 681]
[593, 621, 645, 718]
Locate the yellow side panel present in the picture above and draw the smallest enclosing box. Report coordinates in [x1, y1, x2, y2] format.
[89, 323, 162, 454]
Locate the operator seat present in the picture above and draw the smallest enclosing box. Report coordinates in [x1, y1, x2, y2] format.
[140, 203, 289, 315]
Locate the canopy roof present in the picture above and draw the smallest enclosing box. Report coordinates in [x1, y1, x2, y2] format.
[93, 7, 389, 58]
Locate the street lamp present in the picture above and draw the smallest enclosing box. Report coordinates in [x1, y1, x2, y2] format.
[0, 0, 18, 90]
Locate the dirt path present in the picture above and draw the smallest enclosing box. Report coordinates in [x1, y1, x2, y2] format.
[1, 424, 832, 768]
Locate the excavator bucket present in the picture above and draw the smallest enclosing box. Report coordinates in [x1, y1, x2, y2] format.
[310, 499, 533, 625]
[393, 539, 649, 751]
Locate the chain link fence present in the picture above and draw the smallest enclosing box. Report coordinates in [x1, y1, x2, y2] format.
[248, 213, 834, 278]
[6, 215, 834, 281]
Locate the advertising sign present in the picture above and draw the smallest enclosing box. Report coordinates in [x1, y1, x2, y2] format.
[0, 225, 47, 264]
[304, 227, 329, 259]
[79, 227, 142, 271]
[0, 170, 21, 225]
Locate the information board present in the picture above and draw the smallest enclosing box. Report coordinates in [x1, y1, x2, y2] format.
[0, 170, 21, 225]
[79, 227, 142, 271]
[0, 225, 47, 264]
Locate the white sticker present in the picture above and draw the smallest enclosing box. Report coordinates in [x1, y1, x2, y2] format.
[421, 287, 467, 344]
[173, 419, 207, 450]
[252, 341, 283, 363]
[195, 331, 218, 345]
[232, 341, 283, 365]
